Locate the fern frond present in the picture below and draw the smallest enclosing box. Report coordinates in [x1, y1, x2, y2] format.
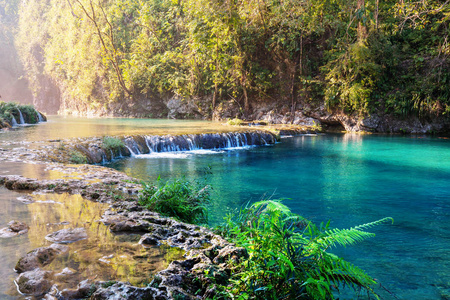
[320, 228, 376, 248]
[253, 200, 292, 216]
[352, 217, 394, 231]
[321, 253, 377, 289]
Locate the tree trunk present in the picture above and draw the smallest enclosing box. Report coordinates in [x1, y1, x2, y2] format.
[74, 0, 132, 97]
[375, 0, 379, 30]
[357, 0, 367, 41]
[212, 82, 217, 112]
[243, 85, 249, 117]
[290, 37, 302, 123]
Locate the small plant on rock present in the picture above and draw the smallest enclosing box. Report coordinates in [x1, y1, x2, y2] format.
[102, 136, 125, 151]
[69, 150, 87, 164]
[312, 120, 323, 132]
[227, 117, 244, 126]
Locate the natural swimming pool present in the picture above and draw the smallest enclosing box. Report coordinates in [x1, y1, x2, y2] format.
[108, 133, 450, 299]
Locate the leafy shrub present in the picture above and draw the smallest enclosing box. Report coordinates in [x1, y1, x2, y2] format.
[19, 104, 38, 124]
[139, 177, 211, 224]
[216, 200, 393, 299]
[227, 118, 244, 126]
[102, 136, 125, 151]
[312, 120, 323, 132]
[0, 101, 18, 124]
[68, 150, 87, 164]
[323, 41, 382, 115]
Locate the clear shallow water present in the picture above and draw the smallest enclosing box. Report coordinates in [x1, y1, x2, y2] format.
[0, 116, 234, 143]
[108, 133, 450, 299]
[0, 190, 181, 299]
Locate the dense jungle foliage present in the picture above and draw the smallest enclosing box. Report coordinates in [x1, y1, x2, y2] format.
[1, 0, 449, 119]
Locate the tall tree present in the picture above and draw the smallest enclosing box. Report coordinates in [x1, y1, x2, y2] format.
[72, 0, 132, 97]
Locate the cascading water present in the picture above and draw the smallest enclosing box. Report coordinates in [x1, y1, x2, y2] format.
[36, 111, 44, 122]
[76, 131, 277, 164]
[81, 131, 276, 164]
[139, 131, 275, 154]
[17, 109, 25, 125]
[10, 116, 18, 127]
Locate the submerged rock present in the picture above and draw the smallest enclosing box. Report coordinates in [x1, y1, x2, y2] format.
[90, 282, 168, 300]
[15, 244, 69, 273]
[1, 164, 248, 299]
[58, 279, 97, 299]
[0, 220, 29, 238]
[45, 227, 88, 244]
[54, 267, 76, 280]
[8, 220, 29, 232]
[15, 268, 54, 296]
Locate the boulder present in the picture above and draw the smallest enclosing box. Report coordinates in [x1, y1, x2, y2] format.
[45, 227, 88, 244]
[90, 282, 168, 300]
[3, 176, 39, 190]
[15, 268, 54, 296]
[8, 220, 29, 232]
[213, 245, 248, 265]
[15, 244, 69, 273]
[109, 220, 151, 232]
[0, 220, 29, 238]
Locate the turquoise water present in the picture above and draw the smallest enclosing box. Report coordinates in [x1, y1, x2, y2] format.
[109, 133, 450, 299]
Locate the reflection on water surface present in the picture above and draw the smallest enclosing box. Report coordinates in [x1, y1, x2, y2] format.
[0, 192, 183, 299]
[0, 116, 236, 143]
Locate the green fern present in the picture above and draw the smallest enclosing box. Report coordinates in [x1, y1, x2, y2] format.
[216, 200, 392, 299]
[352, 217, 394, 231]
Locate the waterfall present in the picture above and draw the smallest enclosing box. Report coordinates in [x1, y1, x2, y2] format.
[36, 111, 44, 122]
[17, 109, 25, 125]
[79, 131, 277, 165]
[138, 131, 276, 153]
[101, 153, 108, 164]
[125, 145, 137, 156]
[11, 116, 18, 127]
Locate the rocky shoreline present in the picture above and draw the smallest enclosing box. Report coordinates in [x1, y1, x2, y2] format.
[0, 127, 294, 299]
[0, 161, 250, 299]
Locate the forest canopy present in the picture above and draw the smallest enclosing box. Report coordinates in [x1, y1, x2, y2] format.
[4, 0, 450, 120]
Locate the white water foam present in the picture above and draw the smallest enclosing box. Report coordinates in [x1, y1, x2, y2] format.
[134, 149, 225, 159]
